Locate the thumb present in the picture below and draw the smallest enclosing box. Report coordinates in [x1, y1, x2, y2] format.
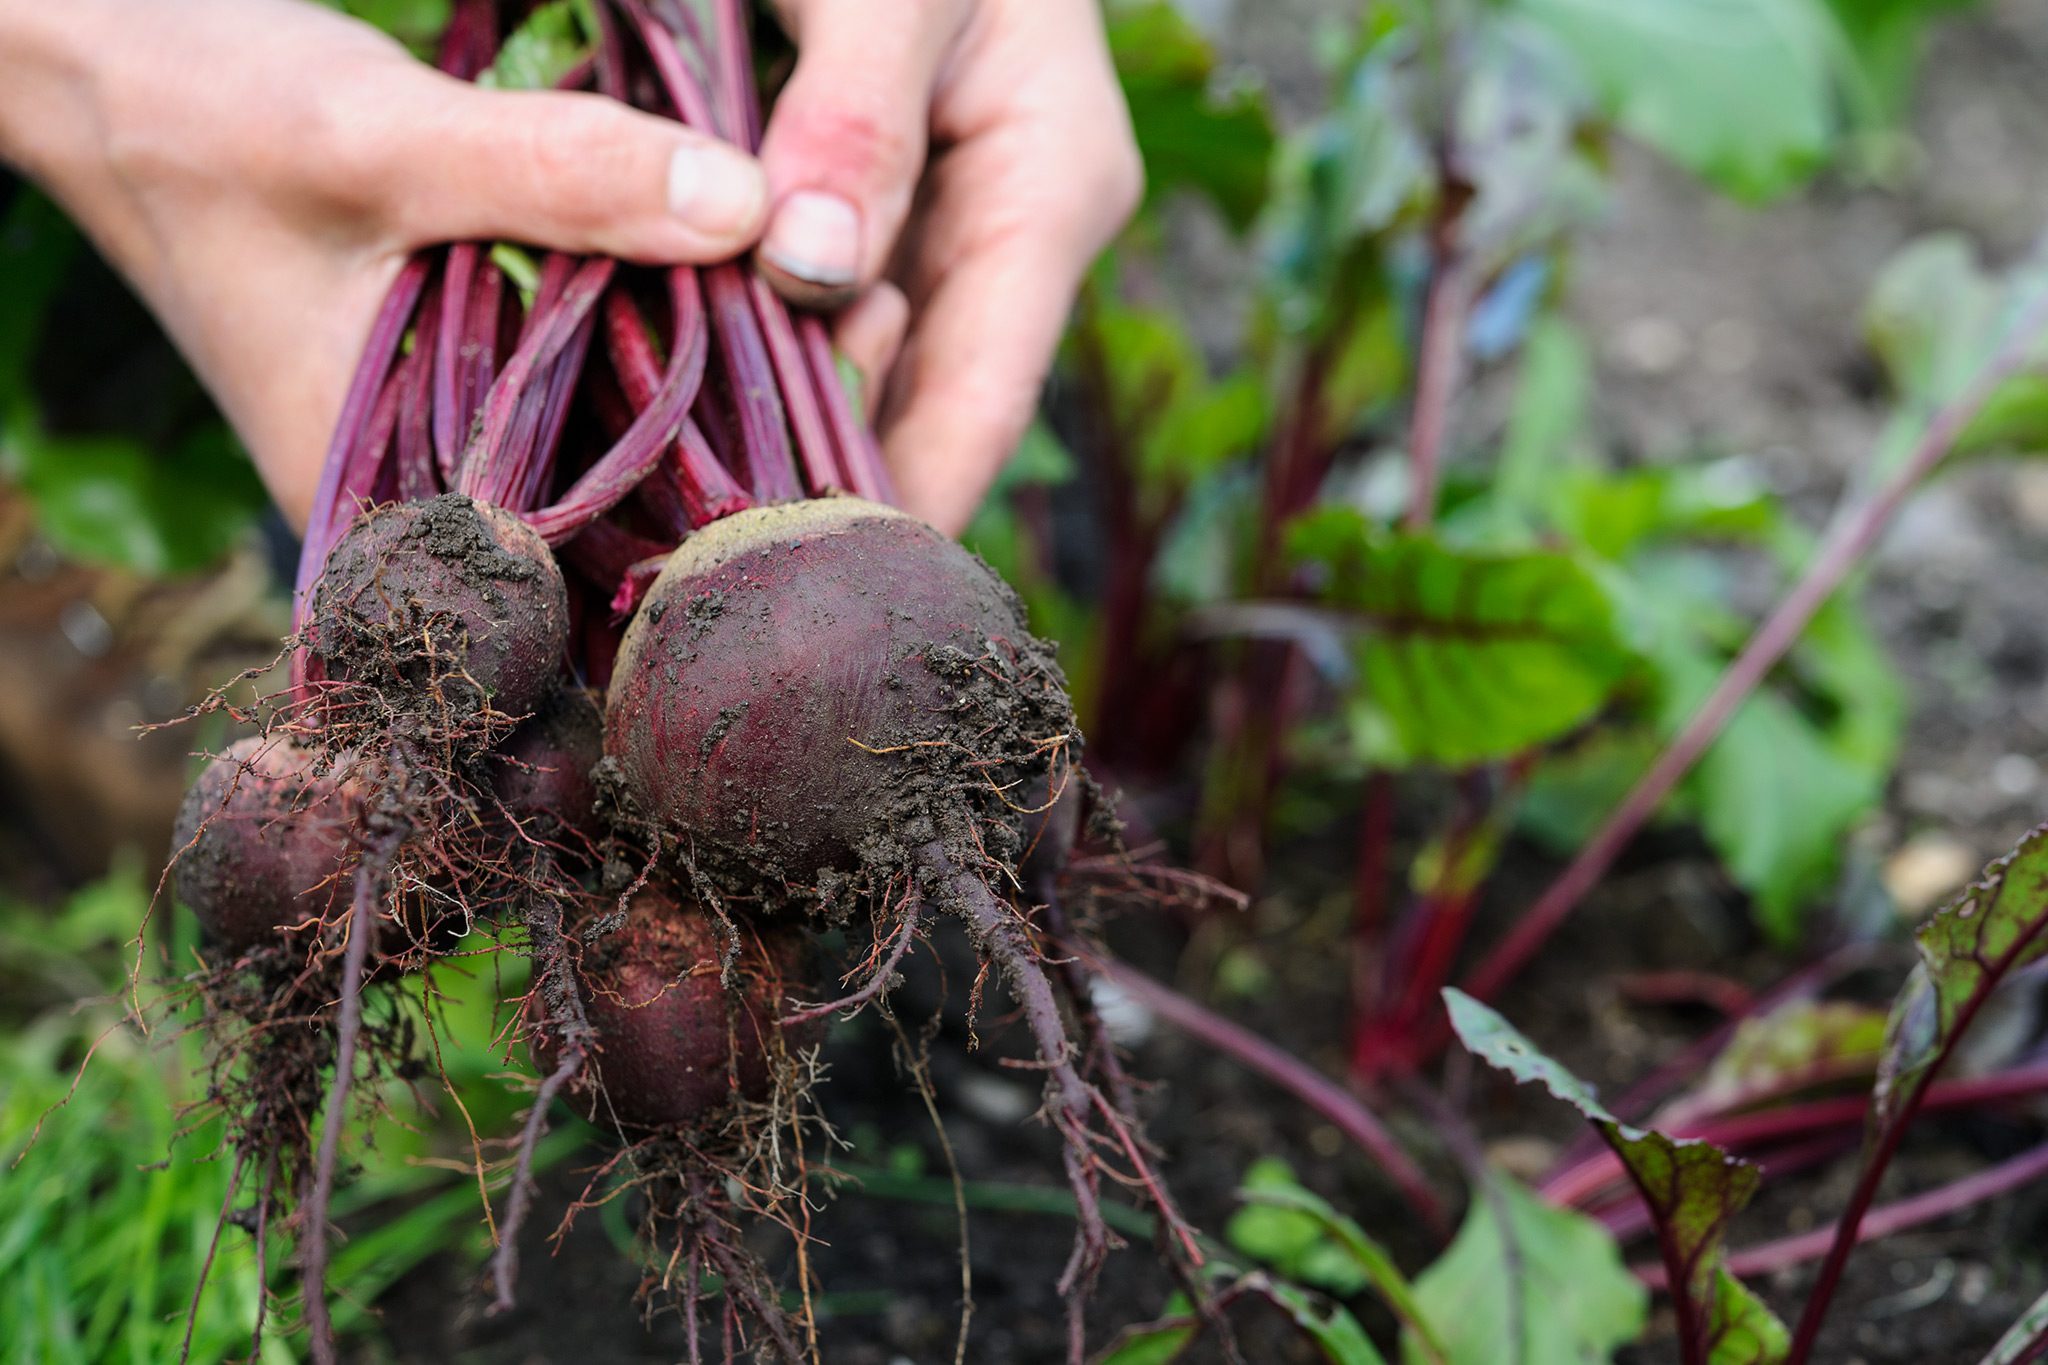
[379, 77, 769, 262]
[755, 0, 968, 308]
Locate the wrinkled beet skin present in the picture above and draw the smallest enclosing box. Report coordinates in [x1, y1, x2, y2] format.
[541, 886, 820, 1130]
[171, 736, 358, 949]
[307, 494, 569, 717]
[492, 688, 604, 841]
[606, 501, 1072, 888]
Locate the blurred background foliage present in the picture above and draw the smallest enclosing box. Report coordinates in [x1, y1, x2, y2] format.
[4, 0, 2046, 1357]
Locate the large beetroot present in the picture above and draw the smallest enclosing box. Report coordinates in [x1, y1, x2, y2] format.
[607, 498, 1076, 900]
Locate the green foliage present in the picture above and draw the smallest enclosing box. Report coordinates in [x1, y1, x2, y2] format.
[0, 191, 268, 576]
[1445, 991, 1786, 1364]
[1514, 0, 1839, 201]
[324, 0, 453, 52]
[1663, 1000, 1888, 1124]
[1864, 235, 2048, 466]
[0, 868, 544, 1361]
[1288, 507, 1632, 769]
[1407, 1169, 1646, 1365]
[1230, 1159, 1451, 1360]
[477, 0, 599, 91]
[1875, 826, 2048, 1132]
[1105, 1, 1277, 231]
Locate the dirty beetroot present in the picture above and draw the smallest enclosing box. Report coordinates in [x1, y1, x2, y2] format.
[150, 3, 1190, 1362]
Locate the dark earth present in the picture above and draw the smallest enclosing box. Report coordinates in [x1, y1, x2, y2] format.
[3, 1, 2047, 1362]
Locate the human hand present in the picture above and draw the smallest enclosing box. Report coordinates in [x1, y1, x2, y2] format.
[757, 0, 1143, 533]
[0, 0, 1141, 537]
[0, 0, 771, 528]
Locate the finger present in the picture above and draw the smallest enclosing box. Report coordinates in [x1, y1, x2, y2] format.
[754, 0, 969, 308]
[882, 122, 1141, 536]
[880, 229, 1084, 537]
[374, 78, 769, 261]
[833, 283, 910, 402]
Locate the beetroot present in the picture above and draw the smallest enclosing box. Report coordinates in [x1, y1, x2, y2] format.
[491, 687, 604, 844]
[606, 499, 1076, 900]
[171, 736, 358, 950]
[538, 884, 820, 1131]
[306, 493, 568, 718]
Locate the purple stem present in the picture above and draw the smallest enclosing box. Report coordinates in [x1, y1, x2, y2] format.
[750, 275, 844, 494]
[1637, 1140, 2048, 1290]
[433, 244, 476, 473]
[1545, 1061, 2048, 1209]
[293, 257, 430, 630]
[457, 258, 615, 508]
[604, 281, 751, 526]
[703, 263, 800, 502]
[1080, 948, 1446, 1236]
[1461, 285, 2048, 1012]
[526, 270, 710, 544]
[395, 294, 443, 502]
[710, 0, 762, 149]
[1544, 945, 1883, 1181]
[799, 314, 897, 504]
[510, 309, 598, 512]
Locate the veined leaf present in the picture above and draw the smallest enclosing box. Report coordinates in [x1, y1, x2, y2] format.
[1978, 1284, 2048, 1365]
[1107, 1, 1276, 231]
[1708, 1270, 1792, 1365]
[1407, 1168, 1646, 1365]
[1288, 508, 1633, 769]
[1658, 1000, 1887, 1130]
[1875, 827, 2048, 1134]
[1446, 991, 1786, 1365]
[1085, 303, 1270, 497]
[1514, 0, 1839, 202]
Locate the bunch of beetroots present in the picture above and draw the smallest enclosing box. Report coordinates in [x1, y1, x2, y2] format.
[156, 3, 1195, 1363]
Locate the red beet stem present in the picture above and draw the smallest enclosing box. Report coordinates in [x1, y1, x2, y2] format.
[527, 270, 710, 543]
[432, 243, 475, 473]
[294, 257, 430, 629]
[395, 293, 442, 502]
[750, 275, 844, 494]
[702, 263, 800, 502]
[604, 281, 751, 528]
[799, 314, 896, 503]
[457, 257, 615, 508]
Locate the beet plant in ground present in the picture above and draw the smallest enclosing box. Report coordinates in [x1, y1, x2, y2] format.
[145, 2, 1194, 1361]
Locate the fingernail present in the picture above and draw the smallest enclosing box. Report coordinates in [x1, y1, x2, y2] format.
[667, 141, 768, 238]
[761, 190, 862, 289]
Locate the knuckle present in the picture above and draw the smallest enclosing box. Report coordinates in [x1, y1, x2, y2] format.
[517, 97, 643, 221]
[799, 101, 922, 187]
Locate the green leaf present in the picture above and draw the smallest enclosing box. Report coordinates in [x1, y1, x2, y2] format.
[1618, 556, 1899, 943]
[1709, 1269, 1792, 1365]
[1445, 991, 1785, 1365]
[477, 0, 595, 91]
[1096, 1302, 1197, 1365]
[1230, 1160, 1452, 1361]
[327, 0, 452, 51]
[1822, 0, 1979, 134]
[1876, 827, 2048, 1135]
[1514, 0, 1840, 201]
[1264, 1280, 1389, 1365]
[5, 418, 268, 576]
[1407, 1170, 1645, 1365]
[1661, 1000, 1887, 1128]
[1864, 235, 2048, 462]
[1086, 302, 1270, 497]
[1107, 1, 1277, 231]
[1977, 1283, 2048, 1365]
[1487, 318, 1592, 542]
[1288, 509, 1633, 769]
